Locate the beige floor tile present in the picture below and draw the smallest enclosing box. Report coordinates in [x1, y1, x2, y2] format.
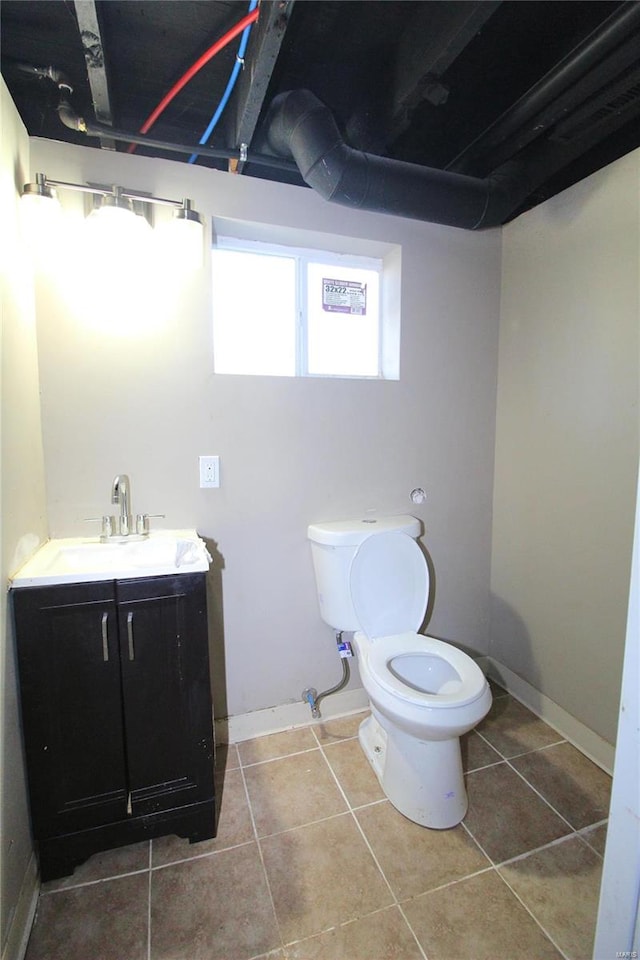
[217, 741, 240, 772]
[580, 822, 608, 856]
[499, 834, 603, 960]
[152, 768, 254, 866]
[26, 873, 149, 960]
[285, 905, 424, 960]
[511, 742, 612, 829]
[26, 715, 608, 960]
[402, 869, 563, 960]
[238, 727, 317, 765]
[478, 696, 563, 758]
[151, 842, 280, 960]
[261, 813, 393, 942]
[312, 711, 369, 745]
[244, 749, 347, 836]
[42, 840, 150, 892]
[464, 762, 571, 862]
[356, 800, 489, 900]
[461, 730, 502, 772]
[323, 737, 384, 807]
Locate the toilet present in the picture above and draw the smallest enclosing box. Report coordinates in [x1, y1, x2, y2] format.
[307, 515, 492, 829]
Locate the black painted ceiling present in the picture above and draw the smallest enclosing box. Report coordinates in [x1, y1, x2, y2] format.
[2, 0, 640, 224]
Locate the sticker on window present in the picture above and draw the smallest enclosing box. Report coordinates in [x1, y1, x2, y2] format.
[322, 278, 367, 315]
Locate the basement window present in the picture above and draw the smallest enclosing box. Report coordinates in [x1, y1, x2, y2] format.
[211, 236, 398, 379]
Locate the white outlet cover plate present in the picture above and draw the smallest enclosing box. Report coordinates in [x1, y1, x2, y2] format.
[199, 455, 220, 488]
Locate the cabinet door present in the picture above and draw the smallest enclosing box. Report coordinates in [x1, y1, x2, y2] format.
[116, 574, 214, 817]
[12, 582, 128, 836]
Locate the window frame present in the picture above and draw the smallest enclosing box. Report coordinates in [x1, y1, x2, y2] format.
[212, 235, 384, 380]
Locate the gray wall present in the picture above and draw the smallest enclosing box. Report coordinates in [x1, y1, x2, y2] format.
[491, 151, 640, 745]
[1, 81, 48, 951]
[30, 138, 502, 719]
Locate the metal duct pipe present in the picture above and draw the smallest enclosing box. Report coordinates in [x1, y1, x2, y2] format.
[265, 89, 524, 230]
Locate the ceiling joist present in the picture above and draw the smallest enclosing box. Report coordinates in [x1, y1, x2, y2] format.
[231, 0, 295, 173]
[73, 0, 115, 150]
[390, 0, 502, 142]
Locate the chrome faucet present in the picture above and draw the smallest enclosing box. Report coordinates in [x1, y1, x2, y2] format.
[111, 474, 132, 536]
[85, 475, 163, 540]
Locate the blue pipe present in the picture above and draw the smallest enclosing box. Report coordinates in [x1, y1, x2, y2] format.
[189, 0, 258, 164]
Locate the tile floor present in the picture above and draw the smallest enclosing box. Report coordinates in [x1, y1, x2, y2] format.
[25, 685, 611, 960]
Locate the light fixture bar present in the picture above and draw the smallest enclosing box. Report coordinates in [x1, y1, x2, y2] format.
[22, 173, 201, 215]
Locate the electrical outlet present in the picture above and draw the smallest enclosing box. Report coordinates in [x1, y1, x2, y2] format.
[199, 455, 220, 488]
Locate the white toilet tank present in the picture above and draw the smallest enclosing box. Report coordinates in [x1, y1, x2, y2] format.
[307, 515, 421, 632]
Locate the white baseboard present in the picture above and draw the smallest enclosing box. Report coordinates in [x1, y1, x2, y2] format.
[218, 687, 369, 743]
[476, 654, 491, 674]
[2, 854, 39, 960]
[218, 657, 615, 774]
[486, 657, 615, 774]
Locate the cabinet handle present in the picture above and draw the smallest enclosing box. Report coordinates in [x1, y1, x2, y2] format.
[101, 612, 109, 662]
[127, 611, 135, 661]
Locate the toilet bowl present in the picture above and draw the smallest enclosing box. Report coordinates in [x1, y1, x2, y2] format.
[308, 516, 492, 829]
[354, 630, 491, 827]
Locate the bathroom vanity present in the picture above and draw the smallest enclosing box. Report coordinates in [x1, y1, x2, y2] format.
[11, 533, 216, 881]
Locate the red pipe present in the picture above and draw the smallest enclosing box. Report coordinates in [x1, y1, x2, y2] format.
[127, 7, 260, 154]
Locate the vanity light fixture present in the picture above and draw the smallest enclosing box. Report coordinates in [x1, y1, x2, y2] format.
[20, 172, 63, 243]
[20, 173, 204, 263]
[21, 171, 58, 204]
[165, 198, 205, 268]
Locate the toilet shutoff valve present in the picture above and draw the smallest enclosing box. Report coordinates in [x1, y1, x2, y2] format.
[337, 639, 353, 658]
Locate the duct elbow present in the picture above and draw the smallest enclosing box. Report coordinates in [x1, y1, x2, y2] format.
[266, 89, 347, 200]
[265, 89, 523, 230]
[478, 164, 529, 229]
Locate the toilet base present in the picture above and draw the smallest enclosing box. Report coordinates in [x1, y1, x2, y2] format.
[359, 712, 467, 829]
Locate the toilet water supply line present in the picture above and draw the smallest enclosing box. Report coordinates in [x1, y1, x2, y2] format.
[302, 632, 352, 719]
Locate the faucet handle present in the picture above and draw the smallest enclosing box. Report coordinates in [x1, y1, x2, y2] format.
[83, 516, 114, 538]
[136, 513, 165, 535]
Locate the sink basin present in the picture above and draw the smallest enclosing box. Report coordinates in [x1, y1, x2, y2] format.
[10, 530, 211, 587]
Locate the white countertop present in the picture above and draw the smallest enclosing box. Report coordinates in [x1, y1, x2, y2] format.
[10, 529, 211, 588]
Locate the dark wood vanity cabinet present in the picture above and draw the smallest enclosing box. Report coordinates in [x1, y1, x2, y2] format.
[12, 573, 216, 881]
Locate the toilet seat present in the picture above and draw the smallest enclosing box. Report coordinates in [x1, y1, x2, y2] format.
[356, 632, 488, 709]
[350, 532, 486, 710]
[350, 532, 428, 638]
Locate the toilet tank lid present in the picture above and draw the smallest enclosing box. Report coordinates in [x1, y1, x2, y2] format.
[308, 515, 421, 546]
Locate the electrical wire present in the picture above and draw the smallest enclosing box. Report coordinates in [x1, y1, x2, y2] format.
[127, 6, 260, 154]
[189, 0, 258, 164]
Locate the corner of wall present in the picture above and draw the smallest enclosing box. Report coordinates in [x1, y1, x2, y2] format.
[0, 856, 39, 960]
[1, 77, 47, 958]
[489, 150, 640, 745]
